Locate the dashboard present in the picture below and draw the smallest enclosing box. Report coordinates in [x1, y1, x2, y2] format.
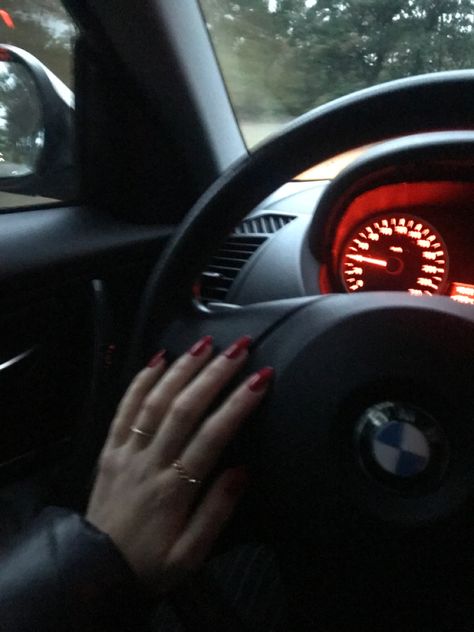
[199, 132, 474, 308]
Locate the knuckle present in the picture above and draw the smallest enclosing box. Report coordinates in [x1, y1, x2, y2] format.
[205, 361, 228, 382]
[98, 450, 121, 476]
[142, 394, 164, 417]
[174, 354, 196, 374]
[220, 390, 250, 420]
[154, 361, 188, 391]
[146, 474, 183, 512]
[227, 386, 248, 407]
[198, 425, 219, 449]
[126, 376, 145, 401]
[169, 395, 193, 420]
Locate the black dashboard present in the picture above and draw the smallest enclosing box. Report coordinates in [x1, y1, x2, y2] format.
[199, 132, 474, 308]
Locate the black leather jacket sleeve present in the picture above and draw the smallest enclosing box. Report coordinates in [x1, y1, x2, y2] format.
[0, 507, 153, 632]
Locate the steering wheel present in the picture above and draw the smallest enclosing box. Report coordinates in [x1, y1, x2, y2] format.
[130, 71, 474, 631]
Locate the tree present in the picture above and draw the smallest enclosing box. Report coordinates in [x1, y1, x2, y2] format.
[201, 0, 288, 118]
[200, 0, 474, 125]
[0, 62, 43, 166]
[0, 1, 74, 86]
[0, 2, 73, 167]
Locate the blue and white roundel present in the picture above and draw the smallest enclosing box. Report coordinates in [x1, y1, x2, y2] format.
[372, 420, 430, 478]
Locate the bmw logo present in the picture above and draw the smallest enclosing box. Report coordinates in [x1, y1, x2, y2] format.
[356, 401, 448, 490]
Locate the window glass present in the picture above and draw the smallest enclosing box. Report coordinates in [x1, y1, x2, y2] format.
[0, 2, 75, 209]
[0, 2, 74, 87]
[199, 1, 474, 148]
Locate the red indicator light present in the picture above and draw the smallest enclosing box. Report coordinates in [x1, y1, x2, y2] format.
[0, 10, 14, 29]
[450, 282, 474, 305]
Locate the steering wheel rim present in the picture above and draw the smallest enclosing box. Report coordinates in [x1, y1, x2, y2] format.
[130, 69, 474, 366]
[130, 71, 474, 631]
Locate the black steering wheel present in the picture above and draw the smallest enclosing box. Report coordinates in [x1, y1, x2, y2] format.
[130, 72, 474, 631]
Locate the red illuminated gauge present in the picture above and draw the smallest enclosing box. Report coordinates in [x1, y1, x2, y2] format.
[340, 214, 449, 295]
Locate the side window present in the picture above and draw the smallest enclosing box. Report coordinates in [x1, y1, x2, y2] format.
[0, 2, 76, 209]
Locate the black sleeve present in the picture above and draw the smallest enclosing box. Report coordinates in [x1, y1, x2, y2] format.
[0, 507, 154, 632]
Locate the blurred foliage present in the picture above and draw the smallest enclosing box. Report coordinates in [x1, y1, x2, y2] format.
[0, 2, 73, 172]
[0, 61, 42, 167]
[0, 1, 74, 87]
[200, 0, 474, 126]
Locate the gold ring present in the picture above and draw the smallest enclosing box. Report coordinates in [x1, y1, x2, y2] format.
[172, 459, 202, 485]
[130, 426, 154, 438]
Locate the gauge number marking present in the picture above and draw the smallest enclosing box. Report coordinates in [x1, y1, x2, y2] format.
[340, 214, 449, 294]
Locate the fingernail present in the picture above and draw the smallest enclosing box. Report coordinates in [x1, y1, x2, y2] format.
[224, 335, 252, 359]
[189, 335, 213, 357]
[147, 349, 166, 367]
[248, 367, 274, 392]
[225, 466, 249, 495]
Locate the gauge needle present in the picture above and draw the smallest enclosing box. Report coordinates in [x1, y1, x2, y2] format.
[347, 254, 388, 267]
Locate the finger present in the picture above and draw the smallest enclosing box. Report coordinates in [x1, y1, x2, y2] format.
[179, 367, 273, 480]
[129, 335, 214, 449]
[151, 336, 252, 466]
[168, 466, 248, 573]
[107, 350, 167, 448]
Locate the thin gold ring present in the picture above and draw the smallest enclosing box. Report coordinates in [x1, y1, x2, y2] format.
[130, 426, 154, 438]
[172, 459, 202, 485]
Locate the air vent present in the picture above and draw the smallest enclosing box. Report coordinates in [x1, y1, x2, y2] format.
[199, 235, 266, 304]
[199, 213, 296, 304]
[235, 213, 295, 235]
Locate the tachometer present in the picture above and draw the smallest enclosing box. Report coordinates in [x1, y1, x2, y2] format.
[340, 214, 449, 295]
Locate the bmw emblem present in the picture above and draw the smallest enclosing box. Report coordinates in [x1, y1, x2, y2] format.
[356, 401, 449, 491]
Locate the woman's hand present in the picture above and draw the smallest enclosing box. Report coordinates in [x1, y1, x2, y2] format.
[86, 335, 273, 592]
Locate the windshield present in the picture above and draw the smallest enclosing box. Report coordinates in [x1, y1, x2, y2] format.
[199, 0, 474, 148]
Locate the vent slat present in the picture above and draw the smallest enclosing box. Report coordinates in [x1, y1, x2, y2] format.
[200, 288, 229, 301]
[218, 250, 256, 258]
[234, 213, 295, 235]
[207, 265, 241, 276]
[212, 257, 248, 267]
[222, 242, 261, 250]
[199, 213, 296, 304]
[223, 245, 260, 252]
[202, 271, 235, 283]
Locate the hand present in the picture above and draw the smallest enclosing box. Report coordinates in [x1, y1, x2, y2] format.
[86, 335, 273, 592]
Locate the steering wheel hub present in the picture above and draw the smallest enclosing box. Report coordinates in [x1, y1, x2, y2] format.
[356, 400, 448, 489]
[249, 293, 473, 527]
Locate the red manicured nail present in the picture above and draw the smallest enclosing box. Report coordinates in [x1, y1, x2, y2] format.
[224, 335, 252, 359]
[248, 367, 274, 392]
[224, 466, 249, 495]
[189, 335, 213, 356]
[147, 349, 166, 367]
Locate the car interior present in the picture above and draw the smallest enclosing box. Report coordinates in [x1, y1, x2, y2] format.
[0, 1, 473, 631]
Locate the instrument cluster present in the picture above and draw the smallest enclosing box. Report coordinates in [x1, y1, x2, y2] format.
[227, 133, 474, 309]
[304, 133, 474, 305]
[321, 180, 474, 305]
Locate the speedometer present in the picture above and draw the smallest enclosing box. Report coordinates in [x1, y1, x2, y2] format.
[340, 214, 449, 295]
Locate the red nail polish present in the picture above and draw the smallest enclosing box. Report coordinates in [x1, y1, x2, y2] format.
[189, 335, 213, 356]
[147, 349, 166, 367]
[224, 335, 252, 359]
[248, 367, 274, 392]
[225, 466, 249, 495]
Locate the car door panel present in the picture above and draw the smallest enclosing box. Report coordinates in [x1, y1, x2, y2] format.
[0, 291, 92, 477]
[0, 206, 173, 489]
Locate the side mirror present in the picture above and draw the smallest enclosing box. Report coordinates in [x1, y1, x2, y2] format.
[0, 44, 75, 201]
